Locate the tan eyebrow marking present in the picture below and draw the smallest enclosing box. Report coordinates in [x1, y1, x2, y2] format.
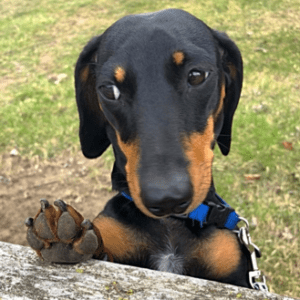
[173, 51, 185, 65]
[114, 66, 126, 83]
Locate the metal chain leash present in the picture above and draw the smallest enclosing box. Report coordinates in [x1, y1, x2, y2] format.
[233, 217, 269, 292]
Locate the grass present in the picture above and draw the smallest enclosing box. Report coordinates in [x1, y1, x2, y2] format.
[0, 0, 299, 297]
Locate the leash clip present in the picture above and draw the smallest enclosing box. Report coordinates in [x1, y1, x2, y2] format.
[235, 217, 268, 292]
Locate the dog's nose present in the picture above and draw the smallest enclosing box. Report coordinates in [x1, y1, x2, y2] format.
[141, 172, 193, 217]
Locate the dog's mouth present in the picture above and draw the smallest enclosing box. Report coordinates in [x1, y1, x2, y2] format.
[123, 190, 194, 218]
[145, 199, 191, 218]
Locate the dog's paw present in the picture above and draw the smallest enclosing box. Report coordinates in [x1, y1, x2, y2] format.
[25, 199, 105, 263]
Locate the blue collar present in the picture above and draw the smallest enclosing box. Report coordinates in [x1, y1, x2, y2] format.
[121, 191, 240, 230]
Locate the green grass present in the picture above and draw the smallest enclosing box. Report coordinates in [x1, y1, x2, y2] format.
[0, 0, 299, 297]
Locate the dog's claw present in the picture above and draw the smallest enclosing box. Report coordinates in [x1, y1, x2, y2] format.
[40, 199, 49, 211]
[54, 199, 67, 211]
[102, 253, 108, 261]
[25, 217, 34, 227]
[81, 219, 93, 230]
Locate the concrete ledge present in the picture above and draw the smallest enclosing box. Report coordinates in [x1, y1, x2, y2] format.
[0, 241, 297, 300]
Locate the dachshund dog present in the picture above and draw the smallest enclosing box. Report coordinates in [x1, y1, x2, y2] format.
[26, 9, 252, 288]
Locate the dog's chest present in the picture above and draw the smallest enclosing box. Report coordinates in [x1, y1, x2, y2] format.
[149, 237, 185, 274]
[148, 219, 193, 275]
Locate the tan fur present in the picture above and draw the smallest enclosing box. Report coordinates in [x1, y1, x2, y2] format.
[114, 66, 126, 83]
[80, 66, 90, 83]
[182, 116, 214, 213]
[194, 230, 241, 278]
[214, 83, 226, 119]
[227, 63, 237, 78]
[173, 51, 185, 65]
[116, 133, 162, 218]
[93, 216, 145, 259]
[65, 204, 84, 227]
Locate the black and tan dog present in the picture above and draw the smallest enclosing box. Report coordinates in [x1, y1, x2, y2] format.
[25, 9, 251, 287]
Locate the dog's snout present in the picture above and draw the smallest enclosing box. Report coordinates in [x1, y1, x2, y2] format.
[141, 172, 193, 217]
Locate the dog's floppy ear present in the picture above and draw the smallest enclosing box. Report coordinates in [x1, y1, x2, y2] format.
[75, 36, 110, 158]
[212, 30, 243, 156]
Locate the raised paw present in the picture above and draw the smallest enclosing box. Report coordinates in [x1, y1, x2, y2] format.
[25, 199, 105, 263]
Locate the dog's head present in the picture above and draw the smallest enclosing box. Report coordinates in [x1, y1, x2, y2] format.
[75, 9, 242, 218]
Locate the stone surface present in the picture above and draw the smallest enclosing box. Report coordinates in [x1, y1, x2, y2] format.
[0, 241, 297, 300]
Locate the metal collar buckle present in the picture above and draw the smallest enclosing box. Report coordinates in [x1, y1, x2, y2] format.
[234, 217, 268, 292]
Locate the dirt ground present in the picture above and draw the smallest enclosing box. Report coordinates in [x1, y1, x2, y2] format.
[0, 150, 116, 246]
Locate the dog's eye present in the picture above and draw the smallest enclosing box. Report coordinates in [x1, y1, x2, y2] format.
[99, 85, 120, 100]
[188, 70, 209, 86]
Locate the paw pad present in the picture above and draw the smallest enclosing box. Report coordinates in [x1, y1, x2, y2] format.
[25, 199, 101, 263]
